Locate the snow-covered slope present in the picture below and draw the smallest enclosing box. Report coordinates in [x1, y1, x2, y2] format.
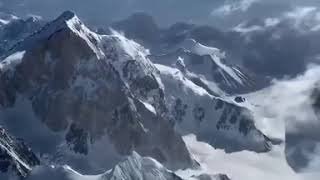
[0, 127, 39, 179]
[182, 39, 246, 86]
[0, 11, 195, 174]
[156, 64, 274, 152]
[27, 152, 182, 180]
[102, 152, 182, 180]
[0, 12, 18, 26]
[27, 152, 229, 180]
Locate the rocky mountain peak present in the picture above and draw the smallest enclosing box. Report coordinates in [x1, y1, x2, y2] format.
[58, 10, 76, 21]
[0, 11, 195, 173]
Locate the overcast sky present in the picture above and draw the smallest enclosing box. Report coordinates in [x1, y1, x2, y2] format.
[1, 0, 320, 28]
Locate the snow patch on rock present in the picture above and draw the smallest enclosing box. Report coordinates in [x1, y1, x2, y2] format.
[0, 51, 25, 72]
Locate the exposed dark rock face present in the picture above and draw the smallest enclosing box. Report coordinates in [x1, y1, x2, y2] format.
[65, 123, 89, 154]
[234, 96, 245, 103]
[193, 105, 205, 123]
[173, 98, 188, 123]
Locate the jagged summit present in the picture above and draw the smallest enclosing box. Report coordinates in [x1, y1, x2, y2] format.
[38, 10, 79, 32]
[58, 10, 77, 21]
[6, 11, 88, 54]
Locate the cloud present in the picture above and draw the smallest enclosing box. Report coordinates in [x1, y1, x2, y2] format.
[285, 6, 317, 19]
[233, 23, 264, 33]
[252, 64, 320, 134]
[233, 6, 320, 34]
[232, 17, 280, 34]
[283, 6, 320, 31]
[212, 0, 261, 16]
[184, 65, 320, 177]
[244, 64, 320, 172]
[247, 64, 320, 137]
[231, 6, 320, 79]
[183, 134, 320, 180]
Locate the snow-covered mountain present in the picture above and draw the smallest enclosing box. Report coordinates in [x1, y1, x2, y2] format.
[0, 10, 286, 180]
[0, 11, 196, 176]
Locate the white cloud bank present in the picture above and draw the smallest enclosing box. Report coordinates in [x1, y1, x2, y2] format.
[244, 64, 320, 173]
[245, 64, 320, 139]
[184, 135, 320, 180]
[232, 5, 320, 34]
